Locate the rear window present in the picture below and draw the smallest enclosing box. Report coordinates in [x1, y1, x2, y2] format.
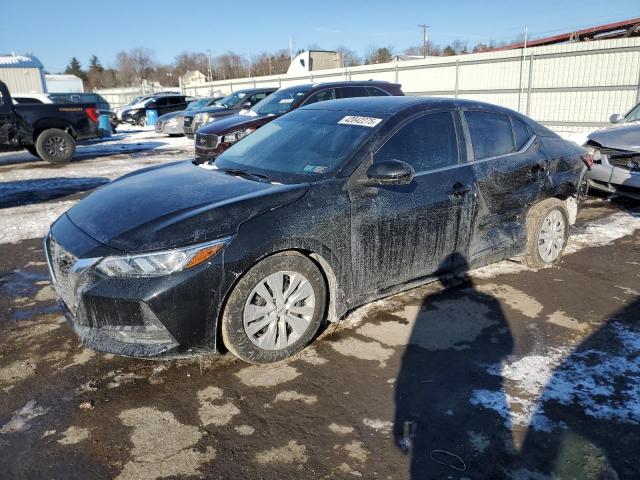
[465, 111, 514, 160]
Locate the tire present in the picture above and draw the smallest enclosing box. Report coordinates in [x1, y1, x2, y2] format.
[35, 129, 76, 164]
[137, 115, 147, 127]
[523, 198, 569, 268]
[25, 146, 40, 158]
[221, 252, 327, 364]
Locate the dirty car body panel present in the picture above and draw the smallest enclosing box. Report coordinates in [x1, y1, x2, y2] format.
[45, 97, 586, 358]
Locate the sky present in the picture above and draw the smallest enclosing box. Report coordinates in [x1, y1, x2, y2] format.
[2, 0, 638, 73]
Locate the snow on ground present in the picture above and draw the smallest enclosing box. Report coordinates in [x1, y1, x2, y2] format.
[0, 129, 194, 244]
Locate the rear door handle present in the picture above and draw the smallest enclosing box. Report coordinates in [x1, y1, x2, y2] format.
[449, 182, 470, 197]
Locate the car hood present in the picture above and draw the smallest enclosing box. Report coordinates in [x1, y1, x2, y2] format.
[64, 161, 309, 253]
[588, 122, 640, 152]
[198, 113, 277, 135]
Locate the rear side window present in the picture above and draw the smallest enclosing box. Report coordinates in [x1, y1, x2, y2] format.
[366, 86, 389, 96]
[303, 89, 336, 105]
[337, 86, 369, 98]
[154, 97, 170, 107]
[375, 111, 459, 172]
[465, 111, 514, 160]
[512, 117, 532, 150]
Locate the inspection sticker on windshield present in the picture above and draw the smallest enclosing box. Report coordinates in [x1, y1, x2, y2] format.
[338, 115, 382, 128]
[279, 98, 294, 104]
[303, 165, 328, 174]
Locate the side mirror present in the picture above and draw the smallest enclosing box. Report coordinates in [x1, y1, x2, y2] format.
[609, 113, 623, 123]
[364, 160, 415, 186]
[147, 102, 157, 109]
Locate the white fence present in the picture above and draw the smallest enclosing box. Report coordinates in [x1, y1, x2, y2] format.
[95, 85, 180, 109]
[182, 38, 640, 133]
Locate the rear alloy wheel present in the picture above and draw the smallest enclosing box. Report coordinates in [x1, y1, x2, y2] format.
[523, 198, 569, 267]
[35, 128, 76, 163]
[137, 115, 147, 127]
[222, 252, 326, 364]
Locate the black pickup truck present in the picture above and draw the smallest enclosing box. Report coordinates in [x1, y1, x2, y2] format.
[0, 81, 99, 163]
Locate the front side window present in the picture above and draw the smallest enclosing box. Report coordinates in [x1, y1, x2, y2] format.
[625, 103, 640, 122]
[375, 111, 459, 172]
[465, 111, 515, 160]
[248, 92, 268, 105]
[303, 89, 336, 106]
[218, 91, 248, 108]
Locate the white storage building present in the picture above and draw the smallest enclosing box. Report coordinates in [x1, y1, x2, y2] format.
[0, 54, 47, 93]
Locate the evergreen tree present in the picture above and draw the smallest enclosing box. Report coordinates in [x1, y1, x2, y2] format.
[64, 57, 85, 79]
[89, 55, 103, 72]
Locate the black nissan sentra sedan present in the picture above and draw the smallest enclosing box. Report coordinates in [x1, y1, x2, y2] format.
[45, 97, 589, 363]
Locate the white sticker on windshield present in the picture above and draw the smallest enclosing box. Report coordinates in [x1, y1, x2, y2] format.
[279, 98, 294, 104]
[338, 115, 383, 128]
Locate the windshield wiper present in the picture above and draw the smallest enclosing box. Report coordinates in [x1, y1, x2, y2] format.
[220, 168, 269, 182]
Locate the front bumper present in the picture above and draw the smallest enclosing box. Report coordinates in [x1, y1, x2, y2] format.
[586, 153, 640, 198]
[44, 229, 226, 358]
[156, 119, 184, 135]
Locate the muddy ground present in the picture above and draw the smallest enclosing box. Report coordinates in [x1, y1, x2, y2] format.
[0, 130, 639, 479]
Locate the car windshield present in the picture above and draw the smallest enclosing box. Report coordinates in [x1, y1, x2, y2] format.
[215, 109, 384, 182]
[624, 103, 640, 123]
[251, 85, 313, 116]
[187, 98, 211, 110]
[217, 92, 248, 108]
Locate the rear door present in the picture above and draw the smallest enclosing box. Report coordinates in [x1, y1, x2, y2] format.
[349, 109, 473, 294]
[463, 109, 546, 260]
[154, 97, 171, 115]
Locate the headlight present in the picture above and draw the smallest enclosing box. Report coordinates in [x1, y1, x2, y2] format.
[223, 128, 255, 144]
[585, 145, 602, 162]
[96, 238, 230, 278]
[195, 112, 209, 124]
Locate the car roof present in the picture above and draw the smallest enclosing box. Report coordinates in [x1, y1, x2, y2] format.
[233, 87, 278, 94]
[278, 80, 398, 93]
[299, 95, 525, 116]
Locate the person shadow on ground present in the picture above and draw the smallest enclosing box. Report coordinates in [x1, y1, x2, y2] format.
[518, 297, 640, 479]
[393, 253, 518, 479]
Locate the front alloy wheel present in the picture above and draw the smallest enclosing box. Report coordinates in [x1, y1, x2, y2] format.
[243, 271, 316, 351]
[222, 252, 326, 364]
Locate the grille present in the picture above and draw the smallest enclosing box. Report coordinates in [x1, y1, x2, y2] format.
[48, 237, 78, 311]
[183, 116, 193, 127]
[602, 147, 640, 171]
[195, 133, 219, 149]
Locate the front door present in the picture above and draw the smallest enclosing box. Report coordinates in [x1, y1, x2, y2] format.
[0, 85, 16, 149]
[349, 110, 474, 295]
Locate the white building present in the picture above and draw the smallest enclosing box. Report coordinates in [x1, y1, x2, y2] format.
[0, 54, 47, 93]
[180, 70, 207, 86]
[45, 74, 84, 93]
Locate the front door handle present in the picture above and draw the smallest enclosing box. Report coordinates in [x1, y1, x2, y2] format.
[449, 182, 470, 197]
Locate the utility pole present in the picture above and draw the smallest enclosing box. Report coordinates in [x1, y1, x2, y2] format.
[206, 49, 213, 82]
[418, 24, 430, 58]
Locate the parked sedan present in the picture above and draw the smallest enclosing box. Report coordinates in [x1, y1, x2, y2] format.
[584, 102, 640, 199]
[194, 80, 404, 160]
[45, 97, 588, 363]
[183, 88, 277, 137]
[155, 97, 221, 136]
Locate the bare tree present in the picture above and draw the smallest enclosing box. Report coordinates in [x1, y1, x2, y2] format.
[174, 51, 209, 77]
[335, 45, 361, 66]
[214, 52, 249, 80]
